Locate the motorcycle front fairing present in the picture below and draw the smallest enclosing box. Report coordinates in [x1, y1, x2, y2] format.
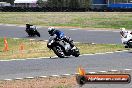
[47, 36, 55, 48]
[121, 33, 132, 43]
[120, 32, 132, 48]
[47, 35, 60, 48]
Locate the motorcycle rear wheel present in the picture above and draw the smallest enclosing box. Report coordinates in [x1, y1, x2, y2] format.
[72, 48, 80, 57]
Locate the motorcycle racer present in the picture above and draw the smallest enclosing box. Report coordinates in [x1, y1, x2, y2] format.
[26, 24, 37, 31]
[25, 24, 40, 37]
[48, 27, 76, 50]
[120, 28, 132, 48]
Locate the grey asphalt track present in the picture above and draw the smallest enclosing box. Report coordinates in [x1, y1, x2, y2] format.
[0, 25, 121, 44]
[0, 25, 132, 88]
[0, 51, 132, 79]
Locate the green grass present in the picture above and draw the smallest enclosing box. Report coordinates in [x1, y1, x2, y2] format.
[0, 38, 54, 59]
[0, 38, 126, 60]
[0, 12, 132, 29]
[76, 43, 125, 54]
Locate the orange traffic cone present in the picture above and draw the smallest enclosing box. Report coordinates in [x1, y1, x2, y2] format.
[3, 37, 9, 51]
[78, 67, 86, 76]
[19, 43, 25, 56]
[19, 43, 24, 51]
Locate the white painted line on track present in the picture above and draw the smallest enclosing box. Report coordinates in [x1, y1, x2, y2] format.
[4, 79, 12, 81]
[124, 69, 132, 71]
[62, 74, 71, 76]
[110, 44, 116, 45]
[95, 53, 106, 55]
[44, 40, 48, 42]
[0, 56, 52, 62]
[88, 72, 96, 74]
[15, 78, 23, 80]
[0, 24, 43, 29]
[51, 75, 60, 77]
[13, 38, 20, 39]
[2, 69, 132, 81]
[4, 24, 17, 26]
[112, 31, 119, 32]
[25, 77, 34, 79]
[122, 50, 129, 52]
[51, 56, 58, 58]
[79, 55, 83, 56]
[0, 49, 130, 62]
[99, 71, 107, 73]
[105, 52, 114, 54]
[29, 39, 35, 41]
[36, 26, 42, 28]
[0, 43, 131, 62]
[115, 51, 123, 52]
[10, 24, 18, 26]
[0, 59, 27, 62]
[74, 42, 80, 43]
[0, 23, 121, 33]
[82, 54, 95, 56]
[75, 73, 79, 75]
[110, 70, 118, 72]
[69, 29, 78, 30]
[92, 43, 96, 44]
[86, 30, 120, 33]
[86, 30, 106, 32]
[18, 25, 25, 27]
[39, 76, 48, 78]
[8, 24, 17, 26]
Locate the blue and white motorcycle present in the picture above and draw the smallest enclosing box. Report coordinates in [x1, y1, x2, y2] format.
[47, 36, 80, 58]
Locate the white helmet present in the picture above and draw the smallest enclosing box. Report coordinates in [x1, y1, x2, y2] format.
[120, 28, 127, 37]
[120, 28, 126, 32]
[48, 27, 55, 34]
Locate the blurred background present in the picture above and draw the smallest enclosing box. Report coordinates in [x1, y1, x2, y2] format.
[0, 0, 132, 12]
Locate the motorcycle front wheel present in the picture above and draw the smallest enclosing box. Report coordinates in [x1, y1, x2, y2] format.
[52, 46, 65, 58]
[36, 31, 40, 37]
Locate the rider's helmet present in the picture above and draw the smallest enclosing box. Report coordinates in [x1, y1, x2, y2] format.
[48, 27, 55, 35]
[26, 23, 30, 26]
[26, 23, 33, 26]
[26, 23, 31, 29]
[120, 28, 126, 37]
